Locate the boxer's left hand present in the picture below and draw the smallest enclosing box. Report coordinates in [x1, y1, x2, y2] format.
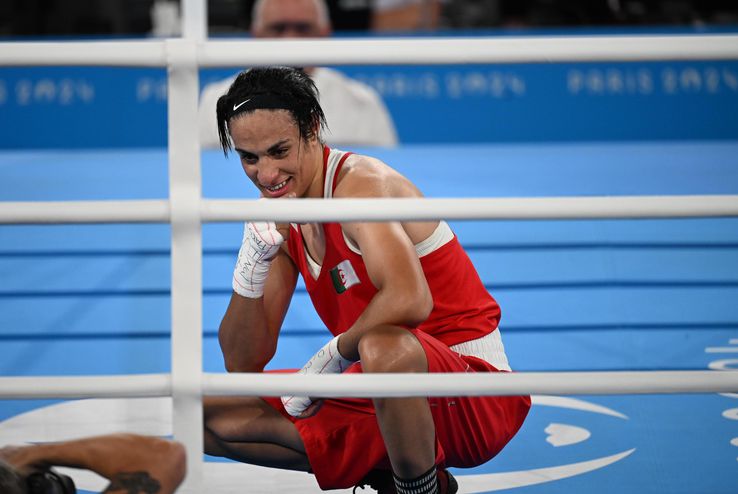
[281, 335, 354, 417]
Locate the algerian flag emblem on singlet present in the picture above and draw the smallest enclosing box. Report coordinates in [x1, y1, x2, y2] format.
[330, 259, 360, 294]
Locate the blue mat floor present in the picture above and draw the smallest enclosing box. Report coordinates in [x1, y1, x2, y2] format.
[1, 141, 738, 492]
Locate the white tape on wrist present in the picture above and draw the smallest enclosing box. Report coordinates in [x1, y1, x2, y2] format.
[232, 221, 284, 298]
[281, 335, 354, 417]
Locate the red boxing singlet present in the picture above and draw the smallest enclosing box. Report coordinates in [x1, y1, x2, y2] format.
[287, 146, 501, 346]
[270, 147, 530, 490]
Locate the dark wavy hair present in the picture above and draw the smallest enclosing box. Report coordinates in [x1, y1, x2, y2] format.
[216, 66, 327, 156]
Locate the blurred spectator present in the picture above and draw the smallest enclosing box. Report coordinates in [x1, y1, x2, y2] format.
[198, 0, 399, 148]
[695, 0, 738, 24]
[151, 0, 181, 37]
[372, 0, 444, 31]
[439, 0, 738, 30]
[442, 0, 615, 29]
[1, 0, 736, 38]
[237, 0, 375, 32]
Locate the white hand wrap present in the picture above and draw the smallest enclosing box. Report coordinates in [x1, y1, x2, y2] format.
[232, 221, 284, 298]
[281, 335, 354, 417]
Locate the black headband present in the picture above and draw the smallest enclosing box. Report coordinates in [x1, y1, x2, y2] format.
[229, 93, 292, 119]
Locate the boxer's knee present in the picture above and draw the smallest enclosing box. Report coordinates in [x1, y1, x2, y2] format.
[358, 326, 428, 374]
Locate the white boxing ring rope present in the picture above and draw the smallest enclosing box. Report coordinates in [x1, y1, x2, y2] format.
[2, 35, 738, 492]
[3, 35, 738, 66]
[2, 195, 738, 224]
[2, 371, 738, 400]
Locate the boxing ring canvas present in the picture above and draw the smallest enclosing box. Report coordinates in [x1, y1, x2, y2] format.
[1, 140, 738, 492]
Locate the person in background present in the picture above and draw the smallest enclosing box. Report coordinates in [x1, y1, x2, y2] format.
[198, 0, 398, 149]
[372, 0, 443, 31]
[0, 433, 186, 494]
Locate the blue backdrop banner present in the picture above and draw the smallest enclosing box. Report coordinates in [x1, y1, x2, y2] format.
[1, 57, 737, 148]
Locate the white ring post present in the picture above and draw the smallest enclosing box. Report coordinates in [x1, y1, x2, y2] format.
[182, 0, 207, 41]
[166, 38, 203, 493]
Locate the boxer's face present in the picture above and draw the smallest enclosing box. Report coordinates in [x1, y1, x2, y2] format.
[230, 109, 323, 199]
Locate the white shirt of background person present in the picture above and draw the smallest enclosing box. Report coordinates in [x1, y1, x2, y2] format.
[198, 0, 398, 149]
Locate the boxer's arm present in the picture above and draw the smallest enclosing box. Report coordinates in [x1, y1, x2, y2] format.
[1, 433, 185, 494]
[220, 249, 298, 372]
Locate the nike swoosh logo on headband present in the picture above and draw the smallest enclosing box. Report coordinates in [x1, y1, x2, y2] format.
[233, 99, 251, 111]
